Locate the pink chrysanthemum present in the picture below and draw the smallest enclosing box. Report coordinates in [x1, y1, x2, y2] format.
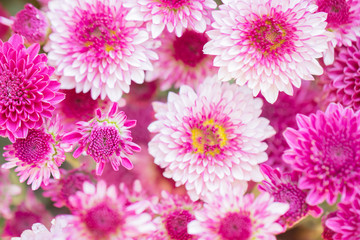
[322, 212, 337, 240]
[259, 165, 322, 228]
[321, 37, 360, 111]
[147, 191, 202, 240]
[2, 115, 72, 190]
[42, 167, 94, 208]
[146, 29, 217, 90]
[12, 4, 49, 44]
[204, 0, 333, 103]
[283, 103, 360, 205]
[326, 197, 360, 239]
[124, 0, 217, 38]
[46, 0, 158, 102]
[64, 102, 141, 176]
[314, 0, 360, 64]
[148, 77, 275, 200]
[60, 180, 155, 239]
[260, 82, 319, 172]
[0, 34, 64, 142]
[188, 192, 289, 240]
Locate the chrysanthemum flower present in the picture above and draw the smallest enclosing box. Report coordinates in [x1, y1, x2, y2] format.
[148, 191, 202, 240]
[259, 165, 322, 228]
[148, 77, 275, 200]
[321, 37, 360, 111]
[326, 196, 360, 239]
[46, 0, 158, 102]
[146, 29, 217, 90]
[0, 34, 64, 142]
[42, 167, 94, 208]
[124, 0, 217, 38]
[314, 0, 360, 64]
[64, 102, 141, 176]
[260, 82, 319, 171]
[0, 168, 21, 219]
[283, 103, 360, 205]
[188, 192, 289, 240]
[60, 180, 155, 239]
[204, 0, 333, 103]
[2, 115, 72, 190]
[322, 212, 337, 240]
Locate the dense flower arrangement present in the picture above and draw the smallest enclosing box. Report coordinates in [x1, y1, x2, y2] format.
[0, 0, 359, 239]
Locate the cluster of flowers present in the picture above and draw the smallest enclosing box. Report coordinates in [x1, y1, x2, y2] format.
[0, 0, 359, 239]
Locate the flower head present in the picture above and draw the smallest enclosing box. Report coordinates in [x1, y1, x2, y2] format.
[0, 34, 64, 142]
[283, 103, 360, 205]
[148, 77, 274, 200]
[2, 115, 71, 190]
[65, 102, 141, 176]
[326, 196, 360, 239]
[124, 0, 217, 38]
[204, 0, 333, 103]
[146, 29, 217, 90]
[46, 0, 158, 102]
[188, 192, 289, 240]
[60, 180, 155, 239]
[259, 165, 322, 228]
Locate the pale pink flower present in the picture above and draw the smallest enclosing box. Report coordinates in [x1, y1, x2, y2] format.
[188, 192, 289, 240]
[204, 0, 334, 103]
[148, 76, 275, 200]
[46, 0, 158, 102]
[146, 29, 217, 90]
[2, 115, 72, 190]
[124, 0, 217, 38]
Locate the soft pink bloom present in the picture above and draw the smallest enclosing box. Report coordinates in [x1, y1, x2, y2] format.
[204, 0, 334, 103]
[2, 115, 72, 190]
[147, 191, 202, 240]
[260, 82, 319, 172]
[326, 196, 360, 240]
[321, 37, 360, 111]
[64, 102, 141, 176]
[283, 103, 360, 205]
[46, 0, 158, 102]
[146, 28, 217, 90]
[124, 0, 217, 38]
[59, 180, 155, 239]
[148, 77, 275, 200]
[188, 192, 289, 240]
[259, 165, 322, 228]
[0, 34, 64, 142]
[0, 168, 21, 219]
[314, 0, 360, 64]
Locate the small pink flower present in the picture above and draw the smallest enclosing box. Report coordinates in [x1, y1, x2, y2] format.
[64, 102, 141, 176]
[124, 0, 217, 38]
[283, 103, 360, 205]
[0, 34, 64, 142]
[2, 115, 71, 190]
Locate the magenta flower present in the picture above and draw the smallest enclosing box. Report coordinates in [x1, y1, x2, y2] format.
[148, 76, 274, 200]
[0, 34, 64, 142]
[64, 102, 141, 176]
[283, 103, 360, 205]
[188, 192, 289, 240]
[60, 180, 155, 239]
[326, 196, 360, 239]
[2, 115, 72, 190]
[146, 29, 217, 90]
[124, 0, 216, 38]
[204, 0, 333, 103]
[46, 0, 158, 102]
[259, 165, 322, 228]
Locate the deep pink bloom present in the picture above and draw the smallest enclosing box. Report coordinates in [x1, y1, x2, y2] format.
[259, 165, 322, 228]
[283, 103, 360, 205]
[2, 115, 72, 190]
[0, 34, 64, 142]
[326, 197, 360, 239]
[64, 102, 141, 176]
[322, 212, 337, 240]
